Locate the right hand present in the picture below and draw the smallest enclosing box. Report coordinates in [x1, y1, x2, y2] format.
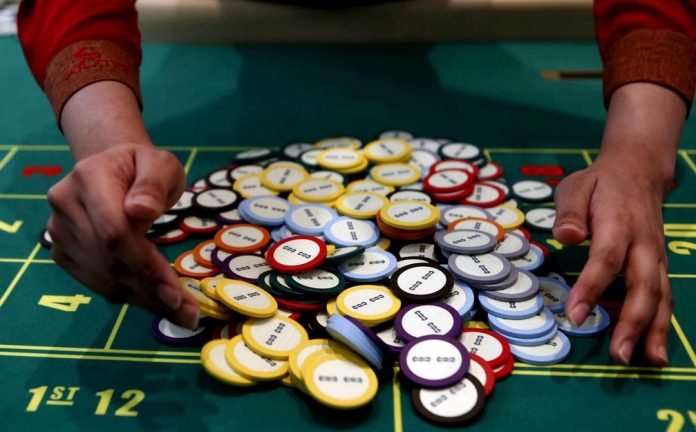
[46, 144, 200, 328]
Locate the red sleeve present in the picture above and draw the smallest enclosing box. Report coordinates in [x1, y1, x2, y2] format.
[17, 0, 142, 123]
[594, 0, 696, 107]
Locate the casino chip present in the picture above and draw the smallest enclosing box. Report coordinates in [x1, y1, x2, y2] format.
[488, 308, 556, 340]
[394, 303, 463, 341]
[222, 254, 271, 282]
[435, 230, 497, 255]
[389, 263, 453, 302]
[438, 142, 481, 162]
[525, 208, 556, 231]
[335, 192, 388, 219]
[509, 332, 571, 365]
[459, 328, 511, 368]
[336, 284, 401, 326]
[215, 223, 270, 254]
[478, 293, 544, 320]
[216, 280, 277, 318]
[242, 315, 309, 359]
[151, 317, 208, 346]
[411, 374, 486, 425]
[225, 335, 289, 381]
[193, 188, 239, 214]
[480, 269, 540, 302]
[399, 335, 471, 388]
[511, 180, 553, 202]
[554, 305, 611, 336]
[266, 235, 327, 273]
[323, 217, 380, 247]
[338, 248, 397, 283]
[302, 350, 378, 409]
[201, 340, 256, 387]
[448, 253, 512, 285]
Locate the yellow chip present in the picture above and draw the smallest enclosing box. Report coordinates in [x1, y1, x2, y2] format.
[335, 157, 369, 175]
[241, 315, 309, 360]
[363, 138, 412, 164]
[465, 320, 491, 330]
[370, 163, 421, 187]
[335, 192, 388, 219]
[292, 179, 345, 203]
[314, 137, 362, 149]
[288, 339, 350, 390]
[288, 193, 337, 208]
[488, 204, 526, 230]
[179, 277, 229, 313]
[201, 340, 256, 387]
[302, 351, 378, 410]
[317, 148, 365, 170]
[216, 280, 278, 318]
[326, 244, 337, 256]
[233, 174, 279, 199]
[280, 374, 295, 387]
[374, 236, 391, 250]
[336, 285, 401, 324]
[345, 179, 395, 196]
[326, 298, 339, 315]
[225, 335, 288, 381]
[259, 163, 308, 192]
[379, 200, 440, 230]
[200, 276, 228, 300]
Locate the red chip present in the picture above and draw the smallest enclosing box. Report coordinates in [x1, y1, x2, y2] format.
[492, 354, 514, 380]
[423, 169, 475, 194]
[460, 182, 506, 208]
[275, 297, 326, 312]
[469, 353, 496, 396]
[266, 235, 327, 273]
[460, 328, 512, 369]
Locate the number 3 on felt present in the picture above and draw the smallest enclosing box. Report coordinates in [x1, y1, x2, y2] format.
[39, 294, 91, 312]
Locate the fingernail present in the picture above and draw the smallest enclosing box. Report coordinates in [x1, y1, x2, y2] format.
[556, 223, 580, 231]
[157, 284, 182, 310]
[569, 303, 591, 327]
[656, 345, 669, 366]
[618, 341, 633, 365]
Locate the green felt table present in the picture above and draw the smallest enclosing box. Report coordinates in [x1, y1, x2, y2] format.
[0, 36, 695, 432]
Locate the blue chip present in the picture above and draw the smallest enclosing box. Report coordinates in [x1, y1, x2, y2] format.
[238, 196, 290, 227]
[478, 293, 544, 319]
[338, 248, 397, 283]
[271, 227, 283, 243]
[487, 307, 556, 339]
[509, 331, 572, 365]
[537, 277, 571, 313]
[554, 305, 611, 337]
[326, 314, 384, 370]
[498, 324, 558, 347]
[440, 266, 476, 318]
[509, 243, 545, 272]
[323, 216, 380, 248]
[284, 204, 338, 236]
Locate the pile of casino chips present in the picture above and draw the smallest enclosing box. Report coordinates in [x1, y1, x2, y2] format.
[52, 130, 613, 424]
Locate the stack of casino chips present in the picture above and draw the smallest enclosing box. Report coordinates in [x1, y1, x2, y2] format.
[41, 130, 612, 424]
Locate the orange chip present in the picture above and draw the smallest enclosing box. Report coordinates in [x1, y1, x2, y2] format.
[214, 223, 271, 254]
[174, 250, 218, 278]
[193, 239, 216, 267]
[447, 217, 505, 242]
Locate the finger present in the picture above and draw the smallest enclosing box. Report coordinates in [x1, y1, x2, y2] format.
[642, 259, 672, 366]
[565, 221, 630, 326]
[78, 173, 185, 312]
[128, 286, 200, 329]
[609, 243, 663, 365]
[124, 149, 185, 223]
[552, 171, 596, 245]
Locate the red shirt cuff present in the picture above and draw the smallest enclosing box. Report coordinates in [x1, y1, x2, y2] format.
[44, 39, 142, 124]
[603, 28, 696, 109]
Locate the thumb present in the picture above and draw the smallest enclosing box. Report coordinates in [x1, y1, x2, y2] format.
[124, 148, 186, 223]
[552, 171, 595, 245]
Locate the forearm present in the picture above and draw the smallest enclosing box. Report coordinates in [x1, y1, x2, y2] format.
[596, 82, 686, 192]
[62, 81, 152, 161]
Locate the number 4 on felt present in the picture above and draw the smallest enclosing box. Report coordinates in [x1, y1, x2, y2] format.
[0, 219, 23, 234]
[39, 295, 91, 312]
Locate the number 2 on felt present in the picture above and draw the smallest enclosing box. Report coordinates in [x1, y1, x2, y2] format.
[38, 294, 91, 312]
[656, 409, 696, 432]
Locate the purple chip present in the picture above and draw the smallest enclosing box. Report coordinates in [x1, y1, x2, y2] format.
[399, 335, 470, 388]
[221, 254, 271, 283]
[151, 317, 208, 346]
[468, 266, 519, 291]
[394, 302, 463, 342]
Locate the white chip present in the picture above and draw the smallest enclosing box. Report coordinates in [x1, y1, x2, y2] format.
[398, 304, 456, 339]
[525, 208, 556, 230]
[512, 180, 553, 201]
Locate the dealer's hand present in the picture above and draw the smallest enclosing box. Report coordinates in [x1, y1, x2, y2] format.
[553, 83, 685, 366]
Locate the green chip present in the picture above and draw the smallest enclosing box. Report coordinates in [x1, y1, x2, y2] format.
[269, 273, 314, 300]
[324, 245, 366, 265]
[287, 269, 346, 297]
